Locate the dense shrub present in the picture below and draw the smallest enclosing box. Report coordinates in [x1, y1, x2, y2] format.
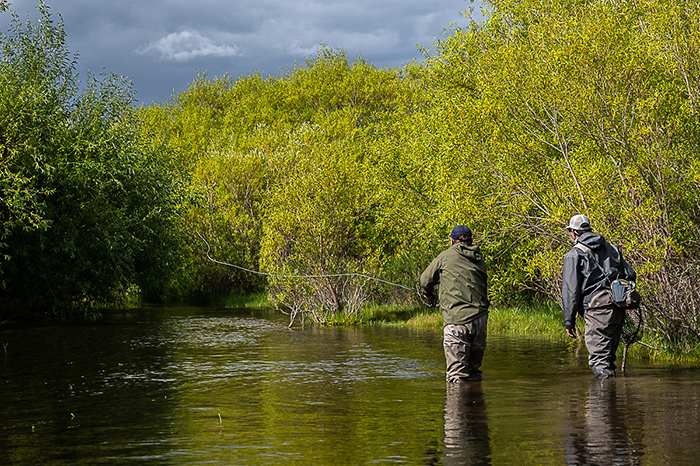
[0, 2, 182, 319]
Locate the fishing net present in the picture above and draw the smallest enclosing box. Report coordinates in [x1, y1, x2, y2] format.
[620, 306, 643, 372]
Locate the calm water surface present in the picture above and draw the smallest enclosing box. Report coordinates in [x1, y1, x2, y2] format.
[1, 306, 700, 465]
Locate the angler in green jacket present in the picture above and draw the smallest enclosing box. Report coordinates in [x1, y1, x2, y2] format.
[420, 225, 490, 382]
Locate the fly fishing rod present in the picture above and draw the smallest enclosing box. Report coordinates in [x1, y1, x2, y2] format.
[196, 231, 418, 293]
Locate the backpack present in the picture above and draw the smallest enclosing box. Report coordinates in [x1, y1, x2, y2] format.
[575, 243, 641, 310]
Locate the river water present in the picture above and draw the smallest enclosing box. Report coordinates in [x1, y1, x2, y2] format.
[1, 306, 699, 465]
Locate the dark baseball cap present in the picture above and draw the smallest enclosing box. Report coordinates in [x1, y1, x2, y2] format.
[450, 225, 472, 240]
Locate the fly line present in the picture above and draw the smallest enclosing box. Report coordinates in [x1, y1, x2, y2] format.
[197, 231, 417, 292]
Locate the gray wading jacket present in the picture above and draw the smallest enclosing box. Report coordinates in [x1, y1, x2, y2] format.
[562, 232, 636, 330]
[420, 242, 489, 326]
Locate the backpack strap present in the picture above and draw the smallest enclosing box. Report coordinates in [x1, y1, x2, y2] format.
[574, 242, 610, 283]
[574, 243, 591, 254]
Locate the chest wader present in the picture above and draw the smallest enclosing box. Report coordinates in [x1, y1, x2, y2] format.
[575, 243, 626, 379]
[443, 314, 488, 383]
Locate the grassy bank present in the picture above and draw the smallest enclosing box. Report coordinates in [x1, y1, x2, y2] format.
[329, 303, 700, 363]
[225, 293, 700, 363]
[326, 301, 569, 341]
[221, 292, 271, 308]
[228, 293, 568, 340]
[623, 337, 700, 364]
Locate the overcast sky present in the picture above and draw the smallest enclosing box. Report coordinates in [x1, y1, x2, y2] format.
[5, 0, 482, 105]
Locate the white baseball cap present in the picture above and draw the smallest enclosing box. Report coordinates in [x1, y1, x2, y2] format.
[566, 214, 592, 231]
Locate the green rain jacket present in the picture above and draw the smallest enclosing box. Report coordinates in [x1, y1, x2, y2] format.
[420, 242, 489, 326]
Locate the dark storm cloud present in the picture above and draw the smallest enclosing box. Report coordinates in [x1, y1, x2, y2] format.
[5, 0, 480, 104]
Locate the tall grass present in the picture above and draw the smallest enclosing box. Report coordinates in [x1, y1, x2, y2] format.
[625, 335, 700, 364]
[487, 305, 567, 340]
[326, 301, 569, 340]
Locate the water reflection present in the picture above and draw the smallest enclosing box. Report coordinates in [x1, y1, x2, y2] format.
[564, 379, 644, 465]
[444, 382, 491, 465]
[4, 309, 700, 465]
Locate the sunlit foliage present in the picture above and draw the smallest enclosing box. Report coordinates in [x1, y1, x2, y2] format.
[7, 0, 700, 355]
[146, 0, 700, 352]
[422, 0, 700, 352]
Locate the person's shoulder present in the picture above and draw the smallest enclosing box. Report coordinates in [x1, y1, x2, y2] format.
[564, 245, 581, 260]
[605, 241, 627, 261]
[432, 247, 452, 263]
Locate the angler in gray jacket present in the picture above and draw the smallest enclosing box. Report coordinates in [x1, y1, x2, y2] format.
[421, 225, 490, 382]
[562, 214, 637, 379]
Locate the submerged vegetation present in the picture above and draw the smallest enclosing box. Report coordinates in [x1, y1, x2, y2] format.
[2, 1, 700, 359]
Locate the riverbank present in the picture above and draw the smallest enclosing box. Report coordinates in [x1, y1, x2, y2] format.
[361, 304, 700, 364]
[362, 303, 570, 342]
[222, 293, 699, 363]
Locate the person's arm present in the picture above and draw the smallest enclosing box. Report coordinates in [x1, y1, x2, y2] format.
[420, 256, 442, 299]
[562, 252, 582, 337]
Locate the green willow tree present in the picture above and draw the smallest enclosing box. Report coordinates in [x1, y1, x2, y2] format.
[260, 127, 376, 324]
[143, 49, 413, 318]
[140, 0, 700, 354]
[420, 0, 700, 352]
[257, 52, 411, 322]
[0, 2, 182, 319]
[139, 75, 265, 300]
